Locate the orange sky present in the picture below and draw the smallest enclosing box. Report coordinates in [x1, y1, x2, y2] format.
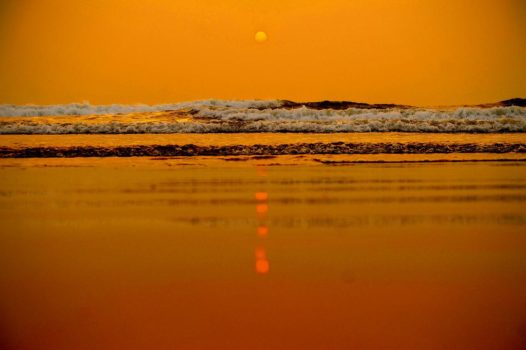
[0, 0, 524, 106]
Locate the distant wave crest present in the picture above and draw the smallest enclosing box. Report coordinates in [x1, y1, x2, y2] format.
[0, 101, 525, 133]
[0, 100, 283, 117]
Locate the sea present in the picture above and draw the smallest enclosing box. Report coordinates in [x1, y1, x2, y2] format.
[0, 100, 525, 349]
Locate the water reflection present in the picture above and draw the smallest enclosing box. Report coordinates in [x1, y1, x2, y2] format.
[255, 169, 270, 275]
[257, 225, 269, 238]
[255, 191, 270, 274]
[255, 246, 269, 274]
[256, 203, 269, 216]
[1, 162, 526, 349]
[255, 192, 269, 201]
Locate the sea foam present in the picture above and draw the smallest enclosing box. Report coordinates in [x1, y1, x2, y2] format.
[0, 101, 525, 134]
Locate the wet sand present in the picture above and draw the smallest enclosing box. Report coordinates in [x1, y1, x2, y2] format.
[1, 158, 526, 349]
[2, 132, 526, 148]
[1, 133, 525, 158]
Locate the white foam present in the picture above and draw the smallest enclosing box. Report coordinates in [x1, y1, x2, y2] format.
[0, 103, 524, 133]
[0, 100, 283, 117]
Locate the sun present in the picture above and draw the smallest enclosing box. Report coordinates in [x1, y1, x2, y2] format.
[255, 31, 268, 43]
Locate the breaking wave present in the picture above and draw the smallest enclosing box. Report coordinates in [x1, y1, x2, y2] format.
[0, 100, 283, 117]
[0, 101, 525, 133]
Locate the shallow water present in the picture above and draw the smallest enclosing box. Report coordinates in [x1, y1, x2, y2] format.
[1, 133, 525, 158]
[1, 160, 526, 349]
[2, 132, 526, 148]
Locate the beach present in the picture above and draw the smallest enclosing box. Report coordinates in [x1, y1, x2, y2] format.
[1, 147, 526, 349]
[2, 0, 526, 347]
[1, 101, 526, 349]
[1, 132, 525, 158]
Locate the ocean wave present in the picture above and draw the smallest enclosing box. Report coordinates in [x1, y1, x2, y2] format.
[1, 98, 524, 117]
[0, 100, 283, 117]
[0, 103, 525, 134]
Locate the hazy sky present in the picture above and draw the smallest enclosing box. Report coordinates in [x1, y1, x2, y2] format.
[0, 0, 525, 105]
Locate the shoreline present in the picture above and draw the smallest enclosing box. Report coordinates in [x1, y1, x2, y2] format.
[1, 154, 526, 168]
[1, 142, 525, 158]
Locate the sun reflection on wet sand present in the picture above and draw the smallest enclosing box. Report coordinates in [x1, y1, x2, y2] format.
[255, 192, 269, 201]
[255, 169, 270, 274]
[1, 161, 525, 349]
[256, 203, 268, 216]
[257, 225, 269, 238]
[255, 246, 269, 274]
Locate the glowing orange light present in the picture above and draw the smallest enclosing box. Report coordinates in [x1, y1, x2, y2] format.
[256, 259, 270, 274]
[255, 31, 268, 43]
[255, 192, 268, 201]
[255, 247, 267, 259]
[256, 203, 268, 214]
[257, 225, 268, 237]
[255, 247, 270, 274]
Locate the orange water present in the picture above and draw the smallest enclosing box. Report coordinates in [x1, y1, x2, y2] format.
[1, 132, 525, 148]
[1, 160, 525, 349]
